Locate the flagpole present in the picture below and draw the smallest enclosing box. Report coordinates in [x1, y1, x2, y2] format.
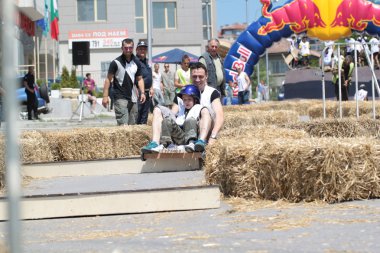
[45, 37, 48, 84]
[53, 40, 56, 81]
[36, 35, 40, 79]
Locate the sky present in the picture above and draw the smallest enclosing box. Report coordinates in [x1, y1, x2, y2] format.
[216, 0, 287, 29]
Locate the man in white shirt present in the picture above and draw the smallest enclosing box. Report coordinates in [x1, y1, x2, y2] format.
[299, 36, 310, 67]
[369, 36, 380, 69]
[152, 63, 164, 106]
[236, 66, 250, 105]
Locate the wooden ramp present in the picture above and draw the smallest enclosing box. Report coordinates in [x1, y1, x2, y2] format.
[22, 153, 203, 178]
[1, 155, 219, 220]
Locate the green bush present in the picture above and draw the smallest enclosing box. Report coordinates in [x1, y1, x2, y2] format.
[51, 83, 61, 90]
[61, 66, 70, 88]
[70, 68, 79, 88]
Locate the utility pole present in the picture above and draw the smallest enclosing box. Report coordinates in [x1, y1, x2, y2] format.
[205, 0, 210, 40]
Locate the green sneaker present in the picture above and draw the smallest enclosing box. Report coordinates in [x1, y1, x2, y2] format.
[141, 141, 164, 154]
[194, 139, 207, 152]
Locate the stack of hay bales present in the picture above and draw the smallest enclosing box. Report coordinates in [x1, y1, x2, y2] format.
[0, 125, 151, 189]
[308, 101, 380, 119]
[224, 99, 319, 115]
[205, 104, 380, 203]
[205, 132, 380, 203]
[224, 110, 299, 129]
[286, 118, 380, 138]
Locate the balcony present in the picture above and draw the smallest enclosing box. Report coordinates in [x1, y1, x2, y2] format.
[16, 0, 44, 21]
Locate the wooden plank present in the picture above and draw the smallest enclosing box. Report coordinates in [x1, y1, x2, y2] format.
[0, 186, 220, 220]
[144, 152, 202, 159]
[22, 156, 201, 178]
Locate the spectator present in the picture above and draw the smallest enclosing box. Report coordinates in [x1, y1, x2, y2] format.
[236, 66, 250, 105]
[102, 38, 146, 125]
[354, 84, 368, 101]
[23, 66, 38, 120]
[257, 79, 269, 102]
[345, 37, 355, 56]
[174, 54, 191, 93]
[355, 37, 365, 66]
[286, 34, 298, 68]
[321, 41, 335, 71]
[199, 38, 226, 99]
[332, 55, 354, 101]
[152, 63, 165, 106]
[225, 81, 234, 105]
[83, 73, 97, 113]
[369, 35, 380, 69]
[299, 36, 310, 67]
[161, 64, 175, 108]
[141, 85, 203, 153]
[136, 40, 153, 125]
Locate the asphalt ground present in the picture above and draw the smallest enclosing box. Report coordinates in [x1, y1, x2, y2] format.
[0, 198, 379, 253]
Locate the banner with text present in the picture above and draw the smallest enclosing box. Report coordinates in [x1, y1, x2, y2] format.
[68, 29, 128, 49]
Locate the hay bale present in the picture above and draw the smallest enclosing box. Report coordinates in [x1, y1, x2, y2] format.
[205, 137, 380, 203]
[20, 131, 54, 163]
[219, 125, 309, 139]
[38, 126, 151, 161]
[308, 101, 380, 119]
[223, 110, 299, 130]
[223, 100, 320, 115]
[287, 118, 380, 138]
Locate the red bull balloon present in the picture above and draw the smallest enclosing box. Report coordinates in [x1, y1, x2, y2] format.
[224, 0, 380, 82]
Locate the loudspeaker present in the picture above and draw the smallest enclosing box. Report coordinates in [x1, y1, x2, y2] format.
[72, 41, 90, 65]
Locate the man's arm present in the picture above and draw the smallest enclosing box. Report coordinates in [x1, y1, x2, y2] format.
[171, 102, 179, 115]
[209, 98, 224, 145]
[102, 73, 113, 107]
[136, 76, 146, 103]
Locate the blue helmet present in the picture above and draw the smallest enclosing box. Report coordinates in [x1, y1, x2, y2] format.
[178, 84, 201, 104]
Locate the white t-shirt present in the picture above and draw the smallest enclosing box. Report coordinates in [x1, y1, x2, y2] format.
[152, 71, 162, 90]
[370, 37, 379, 53]
[237, 72, 249, 92]
[299, 41, 310, 56]
[354, 89, 368, 101]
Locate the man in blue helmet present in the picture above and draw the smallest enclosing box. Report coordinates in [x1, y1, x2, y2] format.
[141, 84, 203, 153]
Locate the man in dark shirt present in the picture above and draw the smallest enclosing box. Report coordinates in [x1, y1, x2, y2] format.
[102, 38, 146, 125]
[23, 66, 38, 120]
[135, 41, 153, 125]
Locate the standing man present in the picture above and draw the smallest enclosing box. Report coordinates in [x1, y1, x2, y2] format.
[179, 62, 224, 151]
[136, 41, 153, 124]
[23, 66, 38, 120]
[102, 38, 146, 125]
[174, 54, 191, 93]
[199, 38, 226, 99]
[152, 63, 165, 106]
[161, 63, 175, 108]
[236, 66, 250, 105]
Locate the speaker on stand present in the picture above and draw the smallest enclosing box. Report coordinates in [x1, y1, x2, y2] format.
[70, 41, 99, 122]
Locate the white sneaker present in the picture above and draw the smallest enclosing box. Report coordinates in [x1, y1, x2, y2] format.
[185, 142, 195, 153]
[176, 145, 186, 153]
[151, 144, 164, 153]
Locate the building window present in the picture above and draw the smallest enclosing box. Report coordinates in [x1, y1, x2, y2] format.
[152, 2, 176, 29]
[101, 61, 111, 79]
[135, 0, 146, 33]
[77, 0, 107, 22]
[270, 59, 288, 74]
[202, 0, 212, 40]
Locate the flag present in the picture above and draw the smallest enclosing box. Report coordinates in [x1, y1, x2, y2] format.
[50, 0, 59, 40]
[36, 0, 49, 37]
